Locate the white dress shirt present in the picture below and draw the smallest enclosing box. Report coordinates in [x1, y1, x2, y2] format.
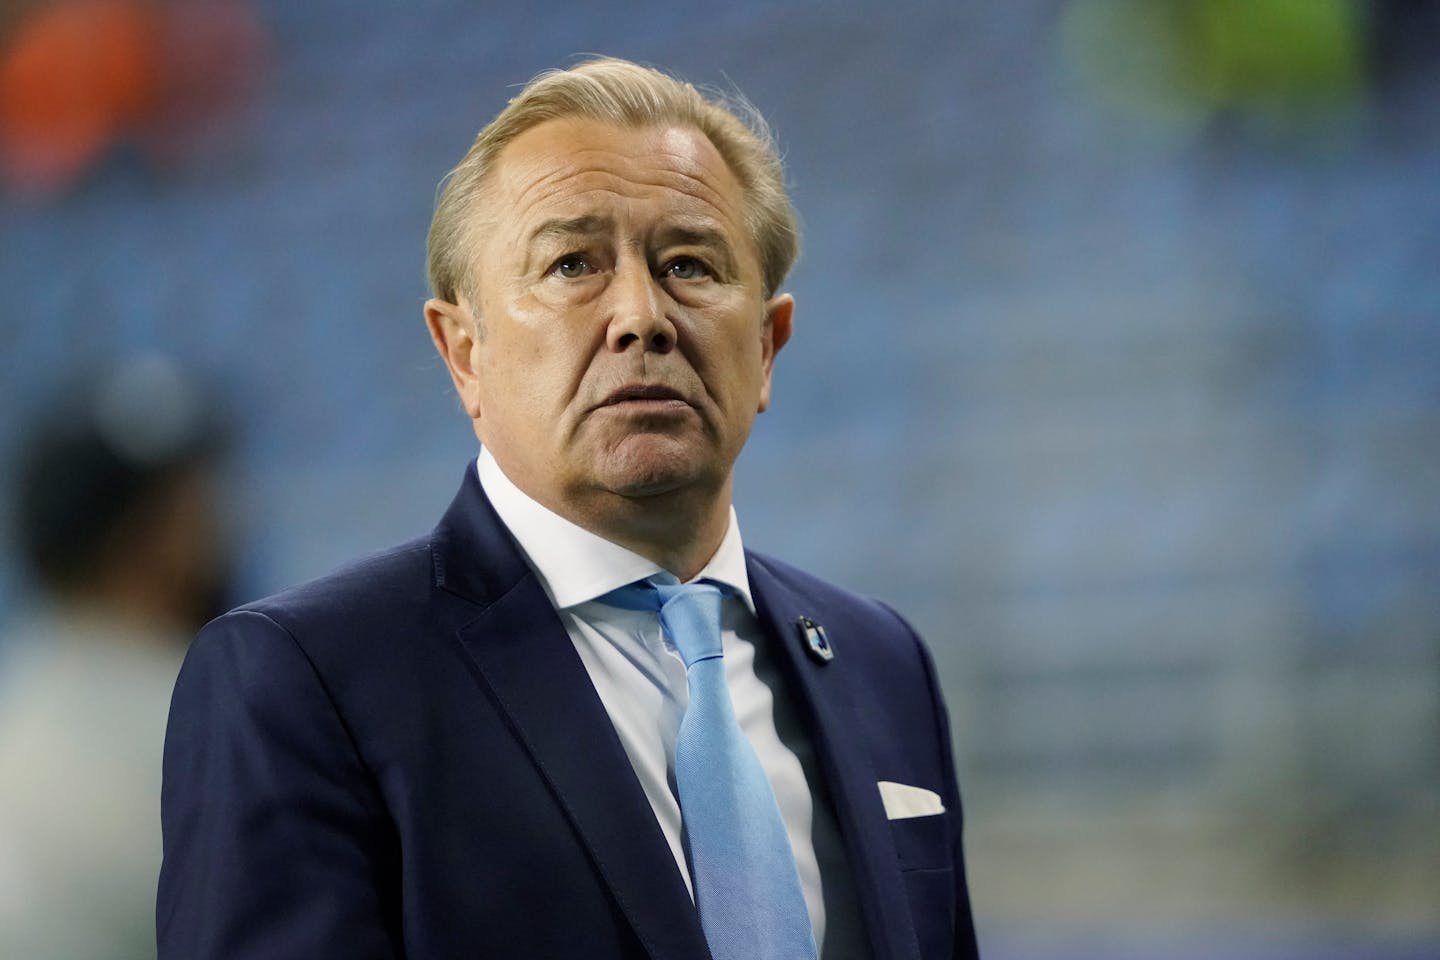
[477, 449, 862, 955]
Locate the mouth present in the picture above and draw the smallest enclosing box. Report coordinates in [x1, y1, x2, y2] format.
[598, 384, 691, 408]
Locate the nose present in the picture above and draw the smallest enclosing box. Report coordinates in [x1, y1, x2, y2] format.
[605, 260, 675, 354]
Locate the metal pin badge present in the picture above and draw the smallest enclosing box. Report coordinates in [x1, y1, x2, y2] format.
[796, 616, 833, 664]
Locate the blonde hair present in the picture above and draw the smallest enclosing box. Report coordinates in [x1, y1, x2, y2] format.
[426, 57, 800, 304]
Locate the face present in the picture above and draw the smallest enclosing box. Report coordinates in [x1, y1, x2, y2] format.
[426, 118, 792, 519]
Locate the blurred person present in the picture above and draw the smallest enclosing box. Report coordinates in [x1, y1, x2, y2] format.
[0, 353, 230, 959]
[158, 58, 977, 960]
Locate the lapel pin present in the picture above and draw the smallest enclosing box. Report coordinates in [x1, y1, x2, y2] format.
[796, 616, 834, 664]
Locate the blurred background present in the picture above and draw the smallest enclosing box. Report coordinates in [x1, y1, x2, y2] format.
[0, 0, 1436, 957]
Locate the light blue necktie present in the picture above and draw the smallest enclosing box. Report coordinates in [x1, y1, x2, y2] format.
[604, 579, 818, 960]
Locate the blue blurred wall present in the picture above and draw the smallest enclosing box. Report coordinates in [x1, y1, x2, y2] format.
[1, 0, 1437, 955]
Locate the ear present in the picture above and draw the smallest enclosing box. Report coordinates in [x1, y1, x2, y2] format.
[756, 292, 794, 413]
[424, 298, 484, 420]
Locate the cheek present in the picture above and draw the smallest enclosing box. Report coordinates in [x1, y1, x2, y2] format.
[706, 322, 766, 381]
[531, 278, 605, 312]
[670, 284, 731, 312]
[688, 321, 762, 390]
[480, 300, 560, 376]
[480, 307, 595, 408]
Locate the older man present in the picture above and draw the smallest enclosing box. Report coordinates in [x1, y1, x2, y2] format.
[158, 58, 979, 960]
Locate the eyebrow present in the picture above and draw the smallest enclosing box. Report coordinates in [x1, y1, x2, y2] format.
[653, 224, 738, 274]
[526, 215, 612, 246]
[523, 216, 740, 276]
[654, 224, 731, 250]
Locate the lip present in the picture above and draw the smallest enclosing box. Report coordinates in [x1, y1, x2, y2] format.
[598, 384, 691, 408]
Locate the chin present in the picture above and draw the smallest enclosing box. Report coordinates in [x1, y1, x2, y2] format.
[602, 463, 699, 499]
[594, 437, 718, 500]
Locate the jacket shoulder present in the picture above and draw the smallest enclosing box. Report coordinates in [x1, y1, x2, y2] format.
[178, 533, 467, 731]
[231, 535, 438, 636]
[745, 549, 912, 633]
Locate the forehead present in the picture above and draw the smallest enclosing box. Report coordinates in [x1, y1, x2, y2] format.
[483, 119, 751, 243]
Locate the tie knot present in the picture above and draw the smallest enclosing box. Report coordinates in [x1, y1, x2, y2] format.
[602, 578, 725, 668]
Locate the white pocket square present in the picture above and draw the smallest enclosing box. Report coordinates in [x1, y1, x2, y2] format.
[877, 780, 946, 820]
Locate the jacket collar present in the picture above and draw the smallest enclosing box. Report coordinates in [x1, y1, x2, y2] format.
[431, 467, 920, 960]
[747, 553, 924, 960]
[433, 466, 710, 959]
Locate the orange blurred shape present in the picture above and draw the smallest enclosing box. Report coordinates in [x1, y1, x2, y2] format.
[0, 0, 162, 196]
[144, 0, 267, 167]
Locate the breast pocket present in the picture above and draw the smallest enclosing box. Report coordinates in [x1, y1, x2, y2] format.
[889, 805, 950, 871]
[890, 812, 957, 960]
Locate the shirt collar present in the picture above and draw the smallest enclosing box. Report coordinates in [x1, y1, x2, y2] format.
[476, 449, 755, 614]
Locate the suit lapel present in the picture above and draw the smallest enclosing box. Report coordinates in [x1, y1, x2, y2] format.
[433, 469, 708, 960]
[748, 555, 923, 960]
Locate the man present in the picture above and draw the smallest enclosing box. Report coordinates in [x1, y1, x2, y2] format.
[0, 354, 230, 959]
[158, 58, 979, 960]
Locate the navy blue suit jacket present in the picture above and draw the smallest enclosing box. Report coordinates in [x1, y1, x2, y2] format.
[158, 467, 979, 959]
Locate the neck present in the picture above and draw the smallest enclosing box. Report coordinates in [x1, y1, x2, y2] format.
[536, 477, 733, 583]
[592, 487, 733, 582]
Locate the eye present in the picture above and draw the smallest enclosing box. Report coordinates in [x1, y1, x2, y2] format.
[663, 256, 710, 281]
[550, 255, 594, 280]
